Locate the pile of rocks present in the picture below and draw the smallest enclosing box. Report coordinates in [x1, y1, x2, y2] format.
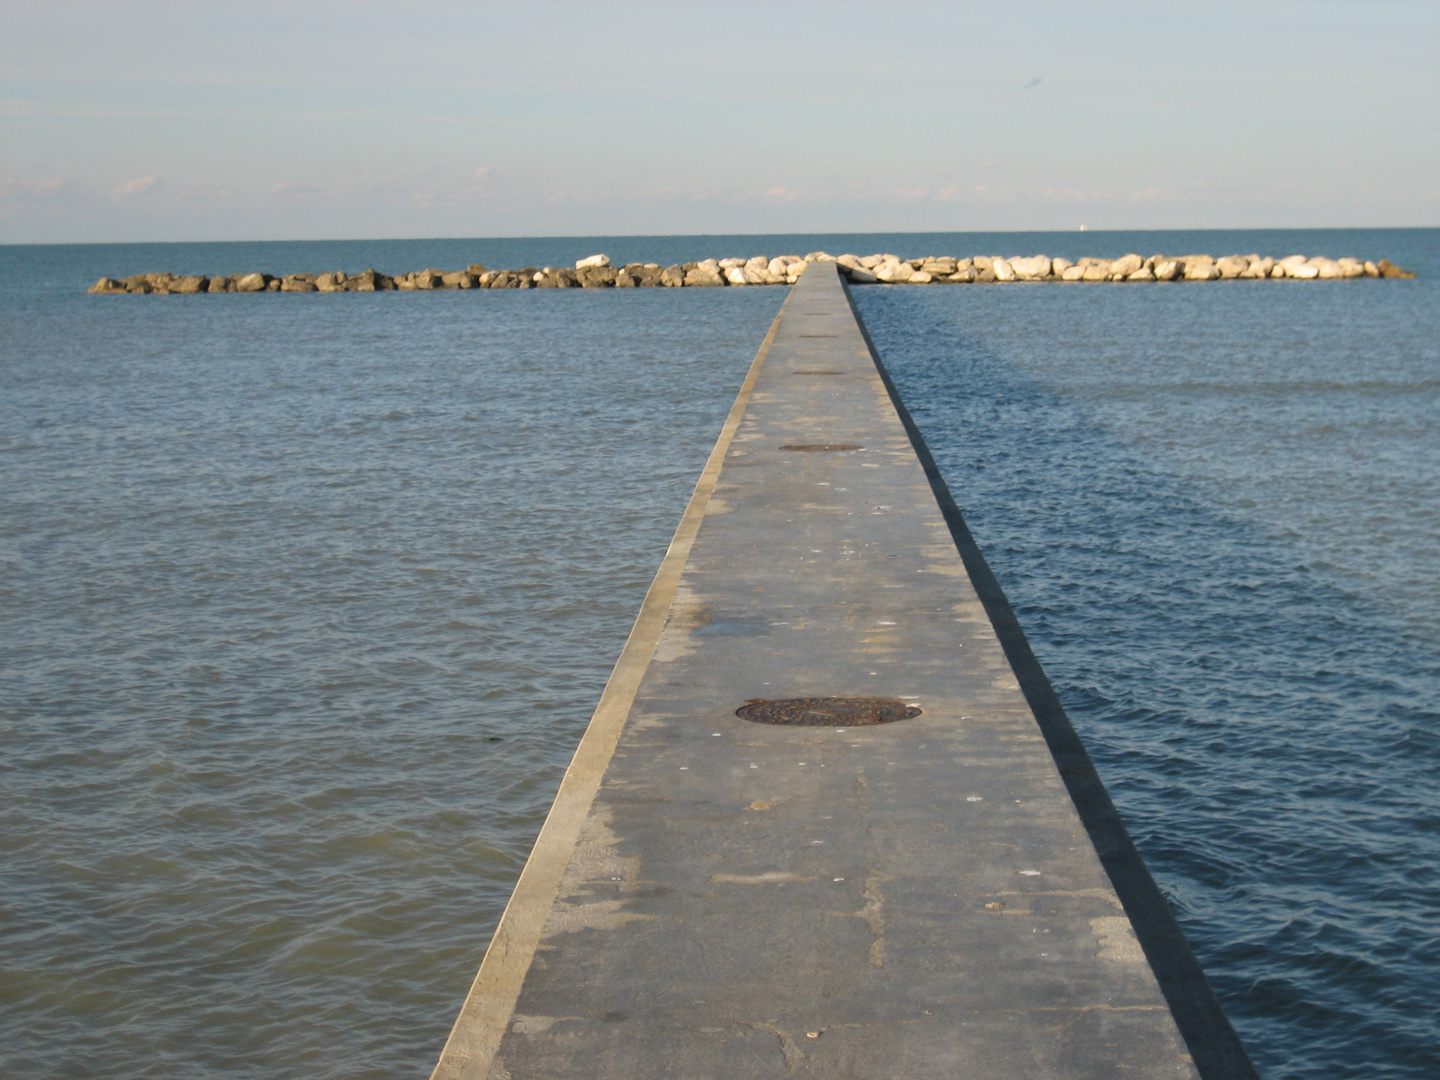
[87, 251, 1414, 294]
[836, 252, 1414, 282]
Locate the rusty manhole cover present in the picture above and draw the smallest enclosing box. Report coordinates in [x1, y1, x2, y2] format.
[779, 443, 862, 452]
[736, 697, 922, 726]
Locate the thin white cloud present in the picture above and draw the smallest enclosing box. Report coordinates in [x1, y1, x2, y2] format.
[114, 175, 160, 198]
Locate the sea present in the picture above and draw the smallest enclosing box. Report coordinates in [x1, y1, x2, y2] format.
[2, 229, 1436, 1080]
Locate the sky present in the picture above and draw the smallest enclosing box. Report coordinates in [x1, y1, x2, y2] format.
[1, 0, 1437, 243]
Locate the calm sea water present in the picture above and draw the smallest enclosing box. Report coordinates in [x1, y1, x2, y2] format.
[2, 230, 1436, 1079]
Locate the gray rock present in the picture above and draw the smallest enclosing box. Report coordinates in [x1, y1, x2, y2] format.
[466, 263, 487, 275]
[281, 275, 317, 292]
[684, 266, 726, 287]
[172, 275, 208, 294]
[1377, 260, 1415, 278]
[661, 265, 685, 287]
[579, 265, 619, 288]
[344, 269, 382, 291]
[207, 275, 232, 293]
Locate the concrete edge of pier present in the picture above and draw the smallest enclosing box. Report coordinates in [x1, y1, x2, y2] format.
[427, 289, 796, 1080]
[840, 274, 1260, 1080]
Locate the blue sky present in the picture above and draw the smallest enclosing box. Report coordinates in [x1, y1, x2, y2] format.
[2, 0, 1437, 242]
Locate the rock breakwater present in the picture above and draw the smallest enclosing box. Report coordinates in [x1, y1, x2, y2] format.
[88, 251, 1415, 294]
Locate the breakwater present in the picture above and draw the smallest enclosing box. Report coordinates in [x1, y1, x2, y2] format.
[87, 249, 1414, 294]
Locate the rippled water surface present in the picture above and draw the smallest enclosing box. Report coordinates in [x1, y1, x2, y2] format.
[2, 231, 1437, 1079]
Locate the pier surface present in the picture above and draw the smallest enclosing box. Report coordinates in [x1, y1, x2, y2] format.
[432, 263, 1252, 1080]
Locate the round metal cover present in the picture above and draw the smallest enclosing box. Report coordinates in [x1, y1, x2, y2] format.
[779, 443, 863, 452]
[736, 697, 921, 726]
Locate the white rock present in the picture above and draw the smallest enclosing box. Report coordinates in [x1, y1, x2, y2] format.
[993, 258, 1017, 281]
[875, 260, 913, 283]
[767, 257, 790, 277]
[1216, 255, 1248, 279]
[575, 254, 611, 269]
[1127, 267, 1156, 281]
[1050, 257, 1073, 276]
[1182, 257, 1219, 281]
[910, 270, 934, 284]
[724, 267, 749, 285]
[1364, 261, 1379, 277]
[1010, 255, 1050, 280]
[1082, 263, 1112, 281]
[859, 255, 882, 269]
[805, 251, 836, 262]
[1111, 253, 1143, 277]
[743, 266, 768, 284]
[1287, 262, 1319, 279]
[1061, 265, 1086, 281]
[845, 266, 878, 283]
[1153, 259, 1180, 281]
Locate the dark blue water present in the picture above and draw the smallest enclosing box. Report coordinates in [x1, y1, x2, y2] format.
[2, 231, 1436, 1079]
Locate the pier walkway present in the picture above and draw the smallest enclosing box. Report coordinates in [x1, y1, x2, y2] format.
[431, 263, 1255, 1080]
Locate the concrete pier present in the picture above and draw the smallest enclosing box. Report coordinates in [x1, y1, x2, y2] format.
[430, 263, 1257, 1080]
